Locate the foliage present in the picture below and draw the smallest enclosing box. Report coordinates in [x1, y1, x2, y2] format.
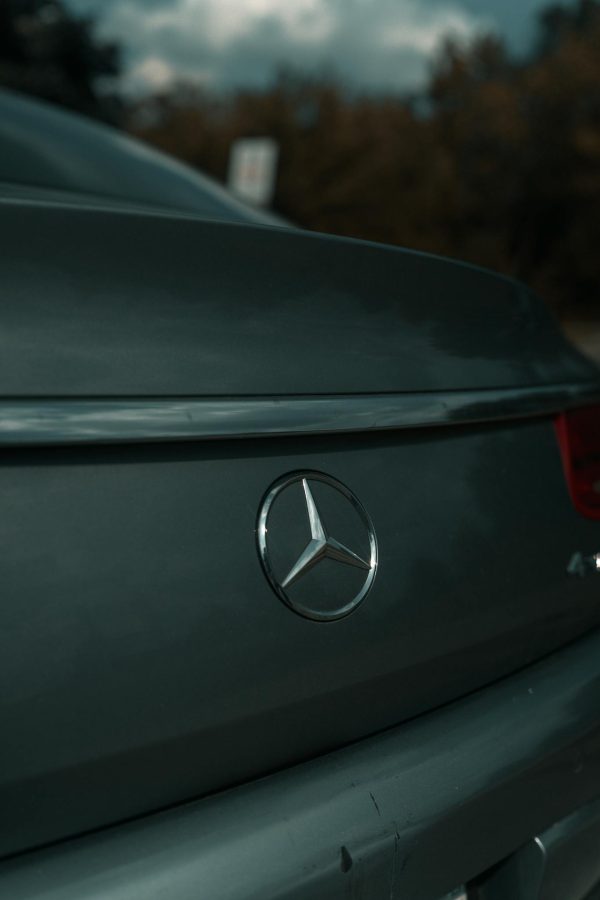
[130, 0, 600, 317]
[0, 0, 120, 120]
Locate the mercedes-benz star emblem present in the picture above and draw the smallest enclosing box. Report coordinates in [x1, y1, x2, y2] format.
[257, 471, 378, 621]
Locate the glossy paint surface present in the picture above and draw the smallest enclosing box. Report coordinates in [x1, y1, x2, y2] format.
[0, 201, 597, 397]
[0, 89, 279, 225]
[1, 419, 600, 856]
[476, 797, 600, 899]
[2, 628, 600, 899]
[0, 384, 600, 447]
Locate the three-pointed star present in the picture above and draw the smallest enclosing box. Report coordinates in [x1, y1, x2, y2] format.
[281, 479, 371, 590]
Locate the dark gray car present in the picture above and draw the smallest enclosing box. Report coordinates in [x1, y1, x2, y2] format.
[1, 89, 600, 900]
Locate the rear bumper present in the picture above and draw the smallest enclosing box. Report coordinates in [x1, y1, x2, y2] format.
[3, 628, 600, 900]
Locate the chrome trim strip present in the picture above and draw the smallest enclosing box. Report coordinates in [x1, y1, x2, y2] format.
[0, 383, 599, 447]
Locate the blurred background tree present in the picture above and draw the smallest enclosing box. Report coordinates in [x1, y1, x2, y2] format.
[128, 0, 600, 318]
[0, 0, 120, 119]
[1, 0, 599, 320]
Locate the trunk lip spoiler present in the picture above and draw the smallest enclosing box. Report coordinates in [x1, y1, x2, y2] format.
[0, 381, 599, 447]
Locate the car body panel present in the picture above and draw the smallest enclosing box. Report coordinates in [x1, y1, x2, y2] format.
[0, 202, 596, 398]
[1, 415, 600, 856]
[2, 628, 600, 899]
[0, 89, 282, 226]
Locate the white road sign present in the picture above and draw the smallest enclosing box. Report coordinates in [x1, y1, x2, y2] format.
[227, 138, 279, 208]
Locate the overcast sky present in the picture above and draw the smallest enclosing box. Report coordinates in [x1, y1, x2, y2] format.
[67, 0, 563, 94]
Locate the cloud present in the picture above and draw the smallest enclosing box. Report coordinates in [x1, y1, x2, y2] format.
[67, 0, 545, 95]
[128, 56, 177, 91]
[430, 0, 553, 51]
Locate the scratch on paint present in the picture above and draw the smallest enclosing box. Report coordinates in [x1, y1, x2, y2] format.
[369, 791, 381, 818]
[389, 832, 399, 900]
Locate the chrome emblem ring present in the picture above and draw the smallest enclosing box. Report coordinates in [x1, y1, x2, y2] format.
[257, 471, 378, 621]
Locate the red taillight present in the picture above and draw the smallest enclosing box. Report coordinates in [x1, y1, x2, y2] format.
[555, 406, 600, 519]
